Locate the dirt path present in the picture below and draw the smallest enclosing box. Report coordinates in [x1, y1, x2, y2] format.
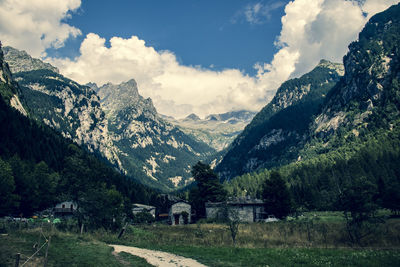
[109, 244, 208, 267]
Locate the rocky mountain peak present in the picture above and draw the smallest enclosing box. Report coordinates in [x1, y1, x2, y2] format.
[0, 45, 28, 116]
[3, 46, 59, 74]
[86, 82, 99, 92]
[314, 3, 400, 135]
[184, 113, 201, 121]
[270, 59, 344, 112]
[0, 44, 13, 86]
[317, 59, 345, 76]
[97, 80, 158, 126]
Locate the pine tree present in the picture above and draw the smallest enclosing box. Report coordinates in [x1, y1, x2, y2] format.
[190, 162, 226, 219]
[262, 171, 292, 219]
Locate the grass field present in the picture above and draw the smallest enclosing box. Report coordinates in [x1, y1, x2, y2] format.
[0, 226, 148, 266]
[1, 212, 400, 266]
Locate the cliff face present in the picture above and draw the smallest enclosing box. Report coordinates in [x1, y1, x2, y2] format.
[3, 47, 121, 168]
[94, 80, 215, 191]
[0, 45, 27, 116]
[3, 46, 59, 73]
[312, 4, 400, 138]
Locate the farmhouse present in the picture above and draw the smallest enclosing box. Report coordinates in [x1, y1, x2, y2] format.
[169, 201, 191, 225]
[54, 201, 77, 217]
[132, 203, 156, 217]
[205, 197, 265, 223]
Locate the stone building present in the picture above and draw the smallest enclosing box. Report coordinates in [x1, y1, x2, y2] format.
[54, 201, 77, 217]
[169, 201, 191, 225]
[132, 203, 156, 217]
[205, 197, 265, 223]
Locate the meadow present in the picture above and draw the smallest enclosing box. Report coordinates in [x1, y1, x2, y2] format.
[1, 212, 400, 266]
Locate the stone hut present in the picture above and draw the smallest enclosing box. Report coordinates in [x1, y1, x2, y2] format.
[132, 203, 156, 217]
[169, 201, 191, 225]
[205, 197, 265, 223]
[54, 201, 77, 217]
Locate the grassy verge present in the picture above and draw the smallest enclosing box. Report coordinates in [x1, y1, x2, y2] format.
[118, 252, 153, 267]
[95, 218, 400, 249]
[0, 228, 149, 267]
[132, 246, 400, 267]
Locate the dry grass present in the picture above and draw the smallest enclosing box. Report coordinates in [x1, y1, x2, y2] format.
[101, 218, 400, 249]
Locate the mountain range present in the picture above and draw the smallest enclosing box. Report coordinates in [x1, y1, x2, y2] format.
[3, 47, 215, 191]
[1, 3, 399, 198]
[217, 3, 400, 183]
[216, 59, 344, 179]
[163, 110, 256, 151]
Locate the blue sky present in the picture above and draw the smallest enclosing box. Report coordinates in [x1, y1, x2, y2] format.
[48, 0, 288, 76]
[0, 0, 397, 118]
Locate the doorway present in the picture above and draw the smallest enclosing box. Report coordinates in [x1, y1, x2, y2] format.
[174, 214, 180, 225]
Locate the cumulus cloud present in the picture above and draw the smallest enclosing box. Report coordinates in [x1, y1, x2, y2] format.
[0, 0, 81, 57]
[48, 0, 397, 118]
[49, 33, 267, 118]
[1, 0, 396, 118]
[266, 0, 399, 78]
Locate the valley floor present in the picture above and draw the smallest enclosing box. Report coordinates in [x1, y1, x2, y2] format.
[1, 214, 400, 267]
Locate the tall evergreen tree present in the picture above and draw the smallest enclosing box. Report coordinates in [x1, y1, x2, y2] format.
[262, 171, 292, 219]
[190, 162, 226, 219]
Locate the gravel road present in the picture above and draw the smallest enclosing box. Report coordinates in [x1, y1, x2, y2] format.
[109, 244, 208, 267]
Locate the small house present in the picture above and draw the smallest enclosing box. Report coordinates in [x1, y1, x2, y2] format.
[205, 197, 265, 223]
[169, 201, 191, 225]
[54, 201, 77, 217]
[132, 203, 156, 217]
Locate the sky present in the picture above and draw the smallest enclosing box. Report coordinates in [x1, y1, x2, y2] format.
[0, 0, 398, 118]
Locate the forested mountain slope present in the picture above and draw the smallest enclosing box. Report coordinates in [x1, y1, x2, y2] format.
[4, 46, 122, 168]
[0, 46, 156, 221]
[224, 3, 400, 211]
[216, 60, 344, 180]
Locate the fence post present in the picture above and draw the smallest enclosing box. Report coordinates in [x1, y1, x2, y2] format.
[37, 222, 43, 252]
[43, 236, 51, 267]
[14, 253, 20, 267]
[118, 222, 129, 239]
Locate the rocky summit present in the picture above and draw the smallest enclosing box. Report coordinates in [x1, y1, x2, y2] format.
[165, 110, 257, 152]
[3, 46, 59, 74]
[92, 80, 215, 190]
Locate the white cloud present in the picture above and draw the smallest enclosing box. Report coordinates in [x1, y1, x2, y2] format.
[1, 0, 397, 118]
[49, 33, 268, 118]
[268, 0, 399, 78]
[232, 1, 286, 25]
[48, 0, 397, 118]
[0, 0, 81, 57]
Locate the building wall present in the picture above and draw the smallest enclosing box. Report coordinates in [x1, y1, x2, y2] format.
[169, 202, 191, 225]
[231, 205, 255, 223]
[132, 208, 156, 217]
[206, 204, 265, 222]
[55, 201, 77, 210]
